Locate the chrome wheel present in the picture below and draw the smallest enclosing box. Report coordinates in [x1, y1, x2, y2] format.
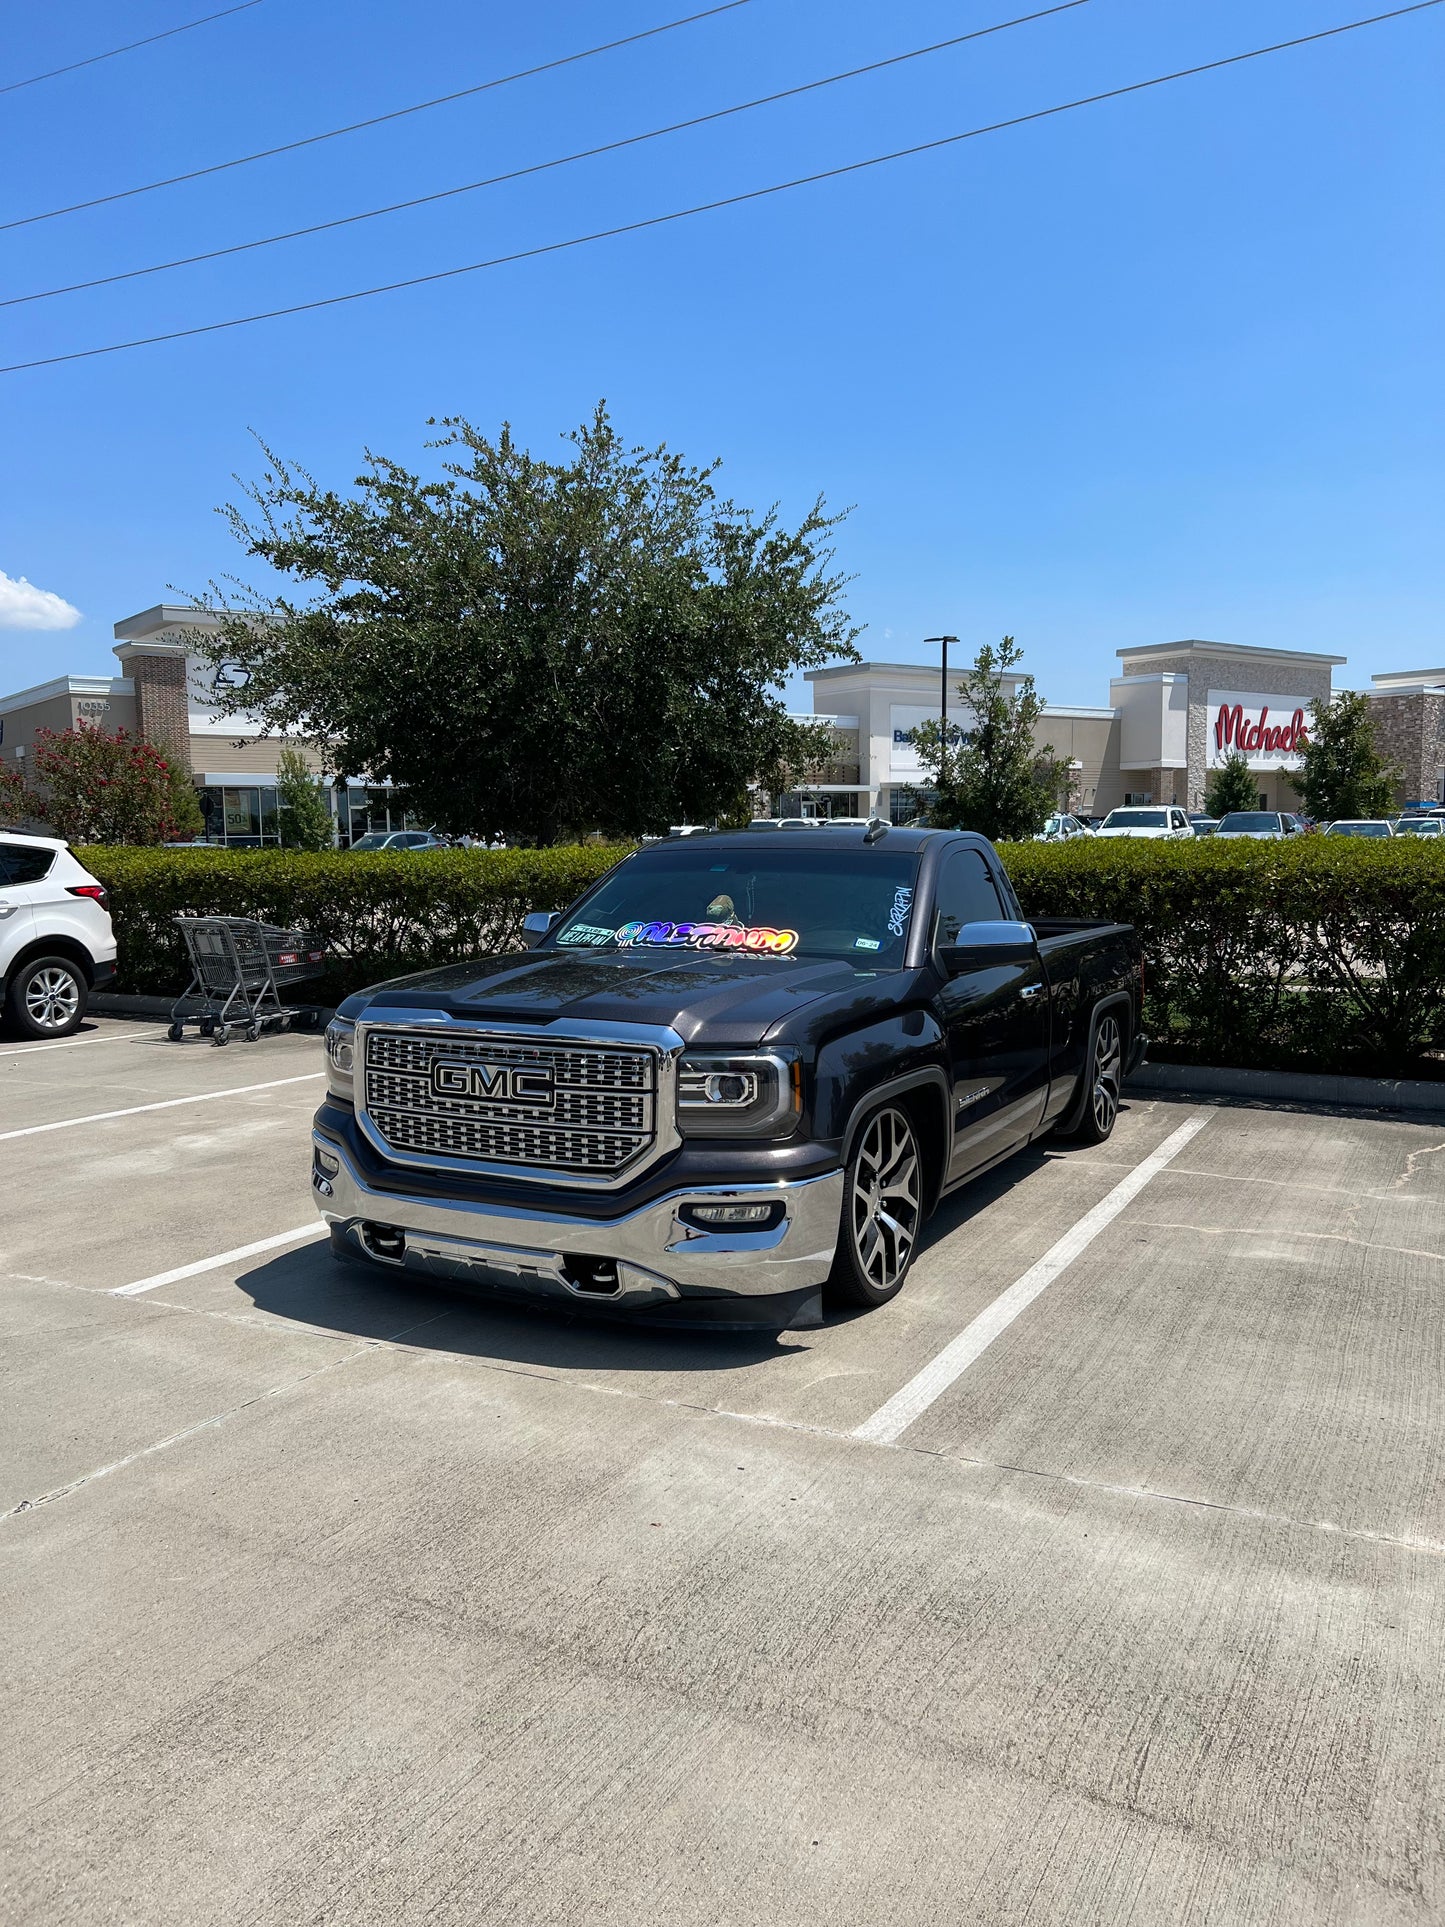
[848, 1105, 922, 1294]
[24, 964, 81, 1032]
[1090, 1015, 1122, 1137]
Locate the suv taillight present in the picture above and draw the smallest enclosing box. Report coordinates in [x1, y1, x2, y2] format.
[67, 883, 108, 906]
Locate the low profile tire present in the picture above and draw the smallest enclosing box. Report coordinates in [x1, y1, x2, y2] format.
[826, 1102, 924, 1310]
[4, 955, 87, 1039]
[1068, 1011, 1124, 1145]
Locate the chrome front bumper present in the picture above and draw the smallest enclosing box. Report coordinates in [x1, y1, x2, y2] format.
[312, 1134, 843, 1311]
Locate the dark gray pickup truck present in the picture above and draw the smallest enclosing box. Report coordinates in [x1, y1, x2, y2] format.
[312, 826, 1143, 1325]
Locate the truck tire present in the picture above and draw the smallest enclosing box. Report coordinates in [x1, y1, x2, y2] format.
[4, 954, 87, 1039]
[1067, 1010, 1123, 1145]
[826, 1103, 924, 1309]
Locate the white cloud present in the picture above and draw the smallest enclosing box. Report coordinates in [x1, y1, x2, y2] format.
[0, 569, 81, 631]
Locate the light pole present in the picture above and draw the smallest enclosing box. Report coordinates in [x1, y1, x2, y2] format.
[924, 636, 959, 787]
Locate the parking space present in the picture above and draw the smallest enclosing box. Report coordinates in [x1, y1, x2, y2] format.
[3, 1017, 1444, 1923]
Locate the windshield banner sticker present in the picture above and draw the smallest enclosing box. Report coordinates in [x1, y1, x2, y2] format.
[887, 887, 913, 939]
[615, 920, 799, 955]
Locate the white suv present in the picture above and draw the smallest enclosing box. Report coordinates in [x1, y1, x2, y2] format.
[0, 832, 117, 1038]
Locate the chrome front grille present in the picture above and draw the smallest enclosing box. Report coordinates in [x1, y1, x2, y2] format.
[359, 1026, 658, 1178]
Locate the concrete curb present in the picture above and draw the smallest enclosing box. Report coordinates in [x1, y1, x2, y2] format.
[91, 992, 337, 1026]
[1127, 1060, 1445, 1117]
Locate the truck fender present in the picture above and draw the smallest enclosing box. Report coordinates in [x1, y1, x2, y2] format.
[838, 1067, 951, 1218]
[1053, 990, 1133, 1137]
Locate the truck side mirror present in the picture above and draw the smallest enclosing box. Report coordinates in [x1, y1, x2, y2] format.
[936, 920, 1038, 976]
[520, 910, 560, 949]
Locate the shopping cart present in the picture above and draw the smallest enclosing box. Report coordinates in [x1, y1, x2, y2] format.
[168, 916, 327, 1045]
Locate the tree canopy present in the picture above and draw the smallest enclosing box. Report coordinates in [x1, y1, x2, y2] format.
[908, 636, 1062, 842]
[1289, 690, 1399, 821]
[193, 407, 857, 843]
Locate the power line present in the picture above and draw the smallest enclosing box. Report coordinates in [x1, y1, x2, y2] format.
[0, 2, 1093, 311]
[0, 0, 265, 96]
[0, 0, 753, 232]
[4, 1, 1438, 377]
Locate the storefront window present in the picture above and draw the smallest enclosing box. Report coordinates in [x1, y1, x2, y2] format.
[196, 786, 282, 846]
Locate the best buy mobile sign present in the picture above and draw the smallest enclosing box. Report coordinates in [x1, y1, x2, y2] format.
[1207, 689, 1310, 770]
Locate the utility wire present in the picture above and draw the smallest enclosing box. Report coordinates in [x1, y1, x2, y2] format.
[0, 0, 265, 96]
[4, 1, 1438, 377]
[0, 2, 1093, 311]
[0, 0, 753, 231]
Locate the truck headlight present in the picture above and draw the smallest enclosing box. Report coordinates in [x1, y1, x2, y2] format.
[324, 1017, 355, 1100]
[676, 1051, 800, 1138]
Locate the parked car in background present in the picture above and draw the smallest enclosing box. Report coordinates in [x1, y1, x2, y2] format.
[0, 832, 116, 1038]
[1325, 820, 1396, 838]
[1189, 816, 1221, 836]
[1094, 807, 1193, 840]
[347, 830, 449, 853]
[1395, 818, 1445, 837]
[1213, 811, 1306, 840]
[1034, 813, 1092, 842]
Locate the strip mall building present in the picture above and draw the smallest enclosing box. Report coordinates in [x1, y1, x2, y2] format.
[803, 638, 1445, 821]
[3, 611, 1443, 838]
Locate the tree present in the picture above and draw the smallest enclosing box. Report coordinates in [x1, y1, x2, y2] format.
[275, 746, 334, 849]
[1289, 690, 1400, 821]
[1204, 751, 1260, 817]
[28, 726, 189, 845]
[191, 406, 859, 843]
[908, 636, 1062, 841]
[154, 742, 205, 840]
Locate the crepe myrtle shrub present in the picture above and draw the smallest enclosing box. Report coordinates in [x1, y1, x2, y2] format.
[999, 836, 1445, 1079]
[27, 725, 193, 846]
[0, 757, 31, 825]
[82, 842, 631, 1001]
[186, 405, 857, 844]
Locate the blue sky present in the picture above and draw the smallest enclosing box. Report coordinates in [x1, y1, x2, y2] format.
[1, 0, 1440, 710]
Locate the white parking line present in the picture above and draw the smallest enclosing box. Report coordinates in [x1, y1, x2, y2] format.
[0, 1072, 324, 1141]
[0, 1027, 157, 1058]
[853, 1112, 1211, 1446]
[112, 1223, 328, 1297]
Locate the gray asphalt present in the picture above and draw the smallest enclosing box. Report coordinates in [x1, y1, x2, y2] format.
[2, 1017, 1443, 1924]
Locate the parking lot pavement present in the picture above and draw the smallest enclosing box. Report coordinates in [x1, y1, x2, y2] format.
[3, 1019, 1444, 1924]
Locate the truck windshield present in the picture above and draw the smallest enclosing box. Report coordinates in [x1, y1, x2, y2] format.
[552, 846, 923, 966]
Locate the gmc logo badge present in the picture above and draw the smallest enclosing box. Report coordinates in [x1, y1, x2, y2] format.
[430, 1059, 555, 1104]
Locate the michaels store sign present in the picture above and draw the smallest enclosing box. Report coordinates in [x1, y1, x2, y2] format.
[1207, 689, 1311, 770]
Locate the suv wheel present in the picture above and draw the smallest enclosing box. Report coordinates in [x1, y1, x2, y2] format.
[827, 1103, 923, 1309]
[5, 955, 87, 1039]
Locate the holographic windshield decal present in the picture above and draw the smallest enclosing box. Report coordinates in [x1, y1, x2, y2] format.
[615, 920, 799, 955]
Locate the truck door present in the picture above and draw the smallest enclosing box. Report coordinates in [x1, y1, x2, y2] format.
[932, 846, 1050, 1181]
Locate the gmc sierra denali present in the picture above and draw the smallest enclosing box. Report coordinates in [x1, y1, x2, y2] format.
[312, 826, 1144, 1325]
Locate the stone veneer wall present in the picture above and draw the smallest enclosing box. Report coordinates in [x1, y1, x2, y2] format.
[1117, 651, 1334, 810]
[1368, 692, 1445, 804]
[130, 652, 193, 773]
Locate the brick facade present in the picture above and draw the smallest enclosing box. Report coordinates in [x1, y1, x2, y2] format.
[1367, 692, 1445, 805]
[114, 644, 193, 773]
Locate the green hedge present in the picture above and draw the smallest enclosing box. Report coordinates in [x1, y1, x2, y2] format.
[86, 845, 631, 1004]
[87, 838, 1445, 1079]
[1000, 838, 1445, 1079]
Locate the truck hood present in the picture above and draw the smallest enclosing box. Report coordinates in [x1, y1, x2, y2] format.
[343, 947, 898, 1048]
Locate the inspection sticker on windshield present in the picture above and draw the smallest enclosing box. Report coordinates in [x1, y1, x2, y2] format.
[615, 920, 799, 955]
[854, 937, 881, 951]
[556, 922, 615, 947]
[887, 887, 913, 938]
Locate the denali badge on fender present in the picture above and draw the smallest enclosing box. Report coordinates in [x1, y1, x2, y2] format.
[430, 1059, 556, 1104]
